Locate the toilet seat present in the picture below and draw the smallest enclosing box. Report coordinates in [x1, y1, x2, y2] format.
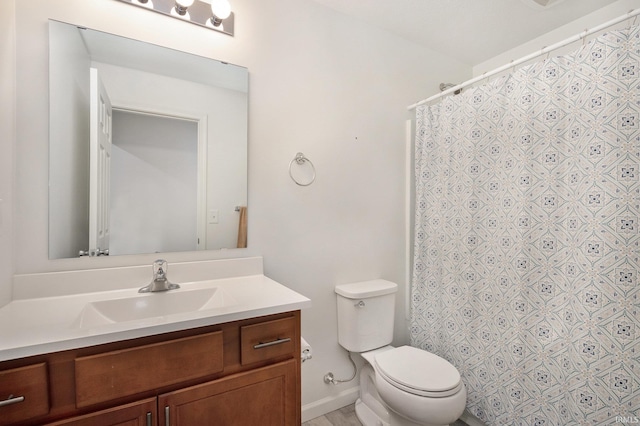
[374, 346, 462, 398]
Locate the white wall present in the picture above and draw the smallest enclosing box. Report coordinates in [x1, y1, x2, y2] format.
[11, 0, 470, 416]
[48, 21, 91, 259]
[473, 0, 640, 76]
[111, 111, 198, 255]
[0, 0, 16, 307]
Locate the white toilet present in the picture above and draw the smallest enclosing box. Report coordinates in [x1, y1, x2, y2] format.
[335, 280, 466, 426]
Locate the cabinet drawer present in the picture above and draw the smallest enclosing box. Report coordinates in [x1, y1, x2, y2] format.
[0, 362, 49, 424]
[240, 316, 296, 365]
[75, 331, 223, 408]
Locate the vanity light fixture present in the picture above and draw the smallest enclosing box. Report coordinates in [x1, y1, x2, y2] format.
[116, 0, 235, 36]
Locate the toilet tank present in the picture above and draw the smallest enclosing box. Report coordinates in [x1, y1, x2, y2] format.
[335, 279, 397, 352]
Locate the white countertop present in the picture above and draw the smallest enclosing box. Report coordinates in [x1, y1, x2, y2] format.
[0, 274, 311, 362]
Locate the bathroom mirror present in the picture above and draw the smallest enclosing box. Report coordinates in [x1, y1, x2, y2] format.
[48, 20, 248, 259]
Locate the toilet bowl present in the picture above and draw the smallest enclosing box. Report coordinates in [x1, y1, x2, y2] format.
[335, 280, 466, 426]
[360, 346, 467, 425]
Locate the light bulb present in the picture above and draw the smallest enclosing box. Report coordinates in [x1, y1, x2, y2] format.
[211, 0, 231, 20]
[170, 8, 191, 19]
[174, 0, 194, 16]
[136, 0, 154, 8]
[205, 19, 224, 31]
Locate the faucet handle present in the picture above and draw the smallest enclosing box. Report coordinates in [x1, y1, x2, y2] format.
[153, 259, 168, 279]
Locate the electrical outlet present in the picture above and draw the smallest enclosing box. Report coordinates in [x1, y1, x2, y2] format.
[208, 209, 219, 224]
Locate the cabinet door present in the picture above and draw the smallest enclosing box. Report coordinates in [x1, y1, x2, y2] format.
[159, 359, 298, 426]
[45, 398, 156, 426]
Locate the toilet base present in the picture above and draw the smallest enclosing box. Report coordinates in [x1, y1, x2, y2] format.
[355, 398, 390, 426]
[356, 364, 457, 426]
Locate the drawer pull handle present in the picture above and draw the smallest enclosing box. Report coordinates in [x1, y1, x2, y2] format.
[254, 337, 291, 349]
[0, 395, 25, 408]
[146, 412, 152, 426]
[165, 406, 170, 426]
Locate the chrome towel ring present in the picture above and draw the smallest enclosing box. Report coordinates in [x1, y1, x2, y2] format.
[289, 152, 316, 186]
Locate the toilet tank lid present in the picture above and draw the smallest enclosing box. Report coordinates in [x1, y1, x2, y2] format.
[335, 279, 397, 299]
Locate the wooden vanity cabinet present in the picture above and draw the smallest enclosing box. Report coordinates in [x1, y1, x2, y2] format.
[0, 311, 301, 426]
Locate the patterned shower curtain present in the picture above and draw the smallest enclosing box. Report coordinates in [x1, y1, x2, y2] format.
[411, 26, 640, 425]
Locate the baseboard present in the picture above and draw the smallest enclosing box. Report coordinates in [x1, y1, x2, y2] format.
[301, 386, 360, 422]
[460, 410, 486, 426]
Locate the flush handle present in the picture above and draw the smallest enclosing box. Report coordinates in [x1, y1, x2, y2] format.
[355, 300, 365, 308]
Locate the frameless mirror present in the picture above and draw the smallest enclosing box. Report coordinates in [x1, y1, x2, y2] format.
[48, 20, 248, 259]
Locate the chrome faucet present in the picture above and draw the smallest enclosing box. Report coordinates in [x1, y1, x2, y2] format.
[138, 259, 180, 293]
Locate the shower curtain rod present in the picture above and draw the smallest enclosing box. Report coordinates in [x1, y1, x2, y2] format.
[407, 8, 640, 110]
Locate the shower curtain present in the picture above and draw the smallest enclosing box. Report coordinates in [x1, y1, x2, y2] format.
[411, 25, 640, 425]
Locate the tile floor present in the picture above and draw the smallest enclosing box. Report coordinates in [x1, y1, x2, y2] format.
[302, 403, 469, 426]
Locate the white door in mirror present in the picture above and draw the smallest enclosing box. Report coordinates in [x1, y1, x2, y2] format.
[89, 68, 112, 257]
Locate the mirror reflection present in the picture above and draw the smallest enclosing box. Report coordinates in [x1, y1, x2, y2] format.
[48, 20, 248, 259]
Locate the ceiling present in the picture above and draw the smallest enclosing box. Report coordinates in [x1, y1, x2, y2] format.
[310, 0, 620, 65]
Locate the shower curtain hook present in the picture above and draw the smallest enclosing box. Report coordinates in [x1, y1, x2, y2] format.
[582, 28, 589, 47]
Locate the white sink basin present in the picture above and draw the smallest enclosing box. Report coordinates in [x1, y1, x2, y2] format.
[73, 287, 237, 329]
